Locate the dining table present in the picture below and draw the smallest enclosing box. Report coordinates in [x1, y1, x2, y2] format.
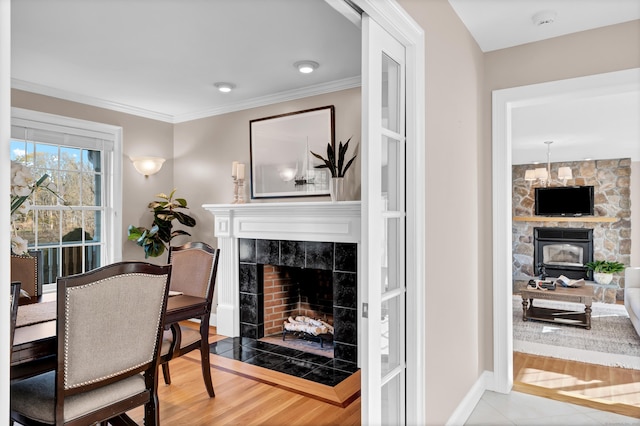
[11, 291, 209, 381]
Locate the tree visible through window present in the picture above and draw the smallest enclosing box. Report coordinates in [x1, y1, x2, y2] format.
[11, 140, 103, 284]
[10, 108, 122, 289]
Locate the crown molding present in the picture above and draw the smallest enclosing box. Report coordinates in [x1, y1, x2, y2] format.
[11, 78, 175, 123]
[12, 76, 362, 124]
[172, 76, 361, 123]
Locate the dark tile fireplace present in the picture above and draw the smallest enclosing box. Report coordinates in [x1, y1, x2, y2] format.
[238, 238, 357, 366]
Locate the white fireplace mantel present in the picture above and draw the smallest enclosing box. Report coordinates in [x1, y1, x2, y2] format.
[202, 201, 361, 337]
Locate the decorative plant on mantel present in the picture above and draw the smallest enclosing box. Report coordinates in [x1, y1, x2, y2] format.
[310, 137, 357, 178]
[127, 189, 196, 258]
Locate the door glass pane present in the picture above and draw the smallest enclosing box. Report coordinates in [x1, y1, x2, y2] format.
[381, 135, 402, 212]
[382, 217, 402, 293]
[381, 295, 402, 377]
[382, 372, 403, 425]
[382, 53, 400, 133]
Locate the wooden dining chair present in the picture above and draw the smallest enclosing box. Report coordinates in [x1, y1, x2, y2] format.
[10, 261, 172, 426]
[11, 250, 43, 298]
[160, 242, 220, 398]
[10, 281, 21, 349]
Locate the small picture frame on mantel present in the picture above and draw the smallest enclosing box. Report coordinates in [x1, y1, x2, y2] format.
[249, 105, 335, 199]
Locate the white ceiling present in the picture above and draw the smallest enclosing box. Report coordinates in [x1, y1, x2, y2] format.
[11, 0, 362, 123]
[448, 0, 640, 163]
[10, 0, 640, 162]
[447, 0, 640, 52]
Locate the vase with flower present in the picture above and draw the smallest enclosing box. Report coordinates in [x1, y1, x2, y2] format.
[10, 160, 63, 255]
[310, 137, 357, 202]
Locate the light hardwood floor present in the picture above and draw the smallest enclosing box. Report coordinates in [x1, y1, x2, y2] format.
[127, 325, 640, 424]
[514, 351, 640, 419]
[126, 328, 361, 425]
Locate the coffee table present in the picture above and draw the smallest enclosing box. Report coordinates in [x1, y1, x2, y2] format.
[520, 285, 593, 329]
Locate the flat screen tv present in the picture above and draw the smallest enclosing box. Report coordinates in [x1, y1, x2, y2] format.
[534, 186, 594, 217]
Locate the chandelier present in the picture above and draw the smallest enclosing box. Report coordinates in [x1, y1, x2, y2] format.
[524, 141, 572, 186]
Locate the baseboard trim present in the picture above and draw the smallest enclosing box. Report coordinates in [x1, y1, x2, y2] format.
[446, 370, 495, 426]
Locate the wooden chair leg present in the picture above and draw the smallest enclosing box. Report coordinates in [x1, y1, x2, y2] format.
[161, 362, 172, 385]
[200, 339, 215, 397]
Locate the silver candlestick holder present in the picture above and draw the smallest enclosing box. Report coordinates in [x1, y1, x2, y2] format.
[232, 178, 246, 204]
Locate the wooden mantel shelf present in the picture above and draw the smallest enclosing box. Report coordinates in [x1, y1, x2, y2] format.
[513, 216, 617, 223]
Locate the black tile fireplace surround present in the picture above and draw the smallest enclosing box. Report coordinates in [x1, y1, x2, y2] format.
[238, 238, 358, 366]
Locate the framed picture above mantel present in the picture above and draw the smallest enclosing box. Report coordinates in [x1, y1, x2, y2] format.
[249, 105, 335, 199]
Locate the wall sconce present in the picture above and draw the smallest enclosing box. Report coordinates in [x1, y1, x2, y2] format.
[131, 156, 165, 177]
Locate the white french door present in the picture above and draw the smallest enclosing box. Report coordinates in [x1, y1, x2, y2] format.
[361, 13, 407, 425]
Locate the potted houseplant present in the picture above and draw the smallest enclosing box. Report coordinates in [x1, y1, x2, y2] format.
[585, 260, 625, 285]
[310, 137, 357, 202]
[128, 189, 196, 258]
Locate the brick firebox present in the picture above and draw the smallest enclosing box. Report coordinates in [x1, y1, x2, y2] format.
[263, 265, 334, 336]
[239, 238, 358, 365]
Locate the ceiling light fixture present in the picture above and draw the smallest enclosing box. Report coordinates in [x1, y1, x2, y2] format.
[214, 82, 235, 93]
[294, 60, 319, 74]
[532, 10, 557, 26]
[524, 141, 573, 186]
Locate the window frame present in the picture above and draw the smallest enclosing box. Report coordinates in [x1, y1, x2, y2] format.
[11, 107, 123, 292]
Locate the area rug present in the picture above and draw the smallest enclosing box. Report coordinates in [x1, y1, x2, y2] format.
[512, 295, 640, 369]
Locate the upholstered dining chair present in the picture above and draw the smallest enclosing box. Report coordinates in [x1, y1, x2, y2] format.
[10, 281, 21, 349]
[160, 242, 220, 398]
[11, 250, 43, 298]
[10, 261, 172, 426]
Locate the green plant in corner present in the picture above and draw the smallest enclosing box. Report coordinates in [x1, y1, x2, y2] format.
[310, 137, 357, 178]
[127, 189, 196, 258]
[585, 260, 625, 274]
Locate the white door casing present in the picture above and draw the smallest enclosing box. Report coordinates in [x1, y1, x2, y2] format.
[352, 1, 425, 424]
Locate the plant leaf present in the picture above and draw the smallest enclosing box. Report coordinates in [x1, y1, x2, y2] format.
[340, 155, 357, 177]
[173, 211, 197, 227]
[127, 225, 145, 241]
[326, 143, 335, 170]
[337, 141, 345, 176]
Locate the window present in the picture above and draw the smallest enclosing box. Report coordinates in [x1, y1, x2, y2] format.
[11, 108, 122, 291]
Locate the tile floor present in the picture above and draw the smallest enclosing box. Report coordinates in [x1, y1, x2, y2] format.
[209, 336, 359, 386]
[465, 390, 640, 425]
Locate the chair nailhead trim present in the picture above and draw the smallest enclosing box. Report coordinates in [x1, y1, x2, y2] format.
[63, 273, 168, 389]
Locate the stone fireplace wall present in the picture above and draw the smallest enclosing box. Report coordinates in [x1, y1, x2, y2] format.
[512, 158, 632, 301]
[239, 238, 358, 365]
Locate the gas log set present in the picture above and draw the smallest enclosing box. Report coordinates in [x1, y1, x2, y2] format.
[283, 316, 334, 348]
